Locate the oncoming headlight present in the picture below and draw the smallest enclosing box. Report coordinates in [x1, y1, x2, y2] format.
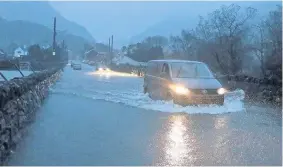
[217, 88, 227, 95]
[98, 68, 103, 71]
[170, 85, 190, 95]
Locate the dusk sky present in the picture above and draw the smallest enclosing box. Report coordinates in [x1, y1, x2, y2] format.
[50, 1, 280, 46]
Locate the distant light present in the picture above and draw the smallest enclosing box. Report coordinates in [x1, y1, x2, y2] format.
[86, 70, 138, 77]
[53, 52, 56, 56]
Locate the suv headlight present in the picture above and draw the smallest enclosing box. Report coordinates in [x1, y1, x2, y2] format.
[217, 88, 227, 95]
[170, 85, 190, 95]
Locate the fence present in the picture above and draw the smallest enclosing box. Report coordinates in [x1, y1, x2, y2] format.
[0, 60, 67, 82]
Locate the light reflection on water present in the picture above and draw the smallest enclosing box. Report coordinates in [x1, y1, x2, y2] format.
[86, 70, 138, 77]
[155, 114, 197, 166]
[213, 116, 231, 165]
[214, 116, 228, 129]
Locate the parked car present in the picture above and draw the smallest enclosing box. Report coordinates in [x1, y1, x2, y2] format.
[143, 60, 227, 106]
[72, 63, 82, 70]
[71, 61, 74, 68]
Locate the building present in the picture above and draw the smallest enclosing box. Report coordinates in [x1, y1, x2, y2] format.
[0, 49, 5, 56]
[0, 49, 6, 60]
[14, 47, 28, 58]
[84, 49, 111, 64]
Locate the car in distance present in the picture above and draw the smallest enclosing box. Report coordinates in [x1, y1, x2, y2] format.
[72, 63, 82, 70]
[70, 61, 74, 68]
[143, 60, 227, 106]
[96, 65, 110, 72]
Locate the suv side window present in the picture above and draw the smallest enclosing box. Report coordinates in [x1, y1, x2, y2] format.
[161, 63, 170, 78]
[162, 63, 169, 74]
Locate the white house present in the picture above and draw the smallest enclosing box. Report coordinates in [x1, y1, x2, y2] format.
[41, 44, 51, 49]
[14, 47, 28, 58]
[0, 49, 5, 56]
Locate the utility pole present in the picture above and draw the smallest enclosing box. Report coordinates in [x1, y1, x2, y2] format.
[52, 17, 57, 56]
[108, 37, 111, 54]
[111, 35, 113, 64]
[62, 40, 67, 61]
[111, 35, 113, 54]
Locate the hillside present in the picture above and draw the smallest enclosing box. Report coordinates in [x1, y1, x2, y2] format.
[0, 18, 88, 54]
[0, 1, 94, 42]
[129, 1, 281, 44]
[129, 16, 198, 44]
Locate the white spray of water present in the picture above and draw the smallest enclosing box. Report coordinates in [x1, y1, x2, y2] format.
[52, 66, 246, 114]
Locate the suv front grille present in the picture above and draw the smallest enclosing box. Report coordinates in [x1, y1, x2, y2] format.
[191, 89, 218, 95]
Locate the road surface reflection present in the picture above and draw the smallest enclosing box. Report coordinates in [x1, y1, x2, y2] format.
[155, 114, 198, 166]
[86, 70, 138, 77]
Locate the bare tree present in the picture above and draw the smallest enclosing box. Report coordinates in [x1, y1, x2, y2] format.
[195, 4, 257, 75]
[250, 21, 268, 77]
[264, 5, 282, 79]
[169, 30, 197, 60]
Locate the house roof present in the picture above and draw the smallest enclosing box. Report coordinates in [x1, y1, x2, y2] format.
[15, 46, 28, 52]
[0, 49, 5, 55]
[84, 49, 96, 55]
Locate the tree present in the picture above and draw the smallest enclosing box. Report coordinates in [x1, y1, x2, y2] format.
[170, 30, 198, 60]
[28, 44, 43, 61]
[195, 4, 257, 75]
[121, 46, 127, 53]
[124, 39, 165, 62]
[250, 5, 282, 78]
[264, 5, 282, 79]
[251, 21, 268, 77]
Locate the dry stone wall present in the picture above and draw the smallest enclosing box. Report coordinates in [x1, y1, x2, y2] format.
[0, 68, 62, 164]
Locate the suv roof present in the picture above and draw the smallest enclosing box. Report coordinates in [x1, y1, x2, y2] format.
[148, 59, 203, 64]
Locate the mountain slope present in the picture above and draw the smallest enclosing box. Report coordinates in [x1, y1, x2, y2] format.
[130, 1, 281, 44]
[129, 16, 198, 44]
[0, 1, 94, 42]
[0, 18, 88, 54]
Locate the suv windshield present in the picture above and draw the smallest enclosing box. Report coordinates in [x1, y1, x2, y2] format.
[171, 62, 214, 78]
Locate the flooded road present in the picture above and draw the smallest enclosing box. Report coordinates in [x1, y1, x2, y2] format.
[8, 64, 282, 166]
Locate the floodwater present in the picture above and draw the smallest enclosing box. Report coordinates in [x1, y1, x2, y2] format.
[8, 63, 282, 166]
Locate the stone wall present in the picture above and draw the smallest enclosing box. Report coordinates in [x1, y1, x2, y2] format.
[0, 68, 62, 164]
[218, 75, 282, 105]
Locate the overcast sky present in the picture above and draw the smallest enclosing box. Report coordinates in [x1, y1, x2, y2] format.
[50, 1, 280, 45]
